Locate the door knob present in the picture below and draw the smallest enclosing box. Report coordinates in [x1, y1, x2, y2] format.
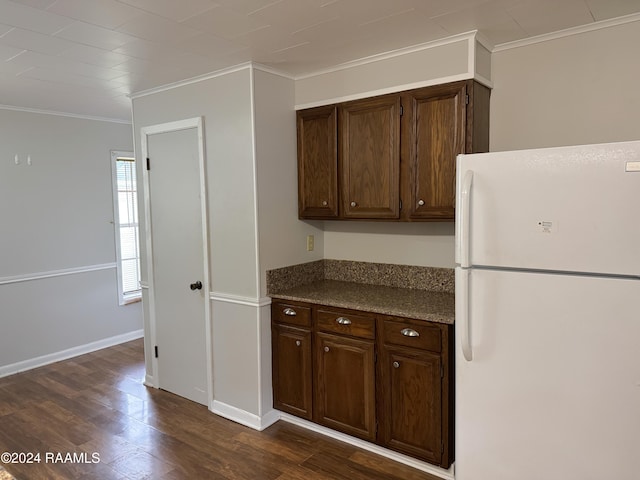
[190, 281, 203, 291]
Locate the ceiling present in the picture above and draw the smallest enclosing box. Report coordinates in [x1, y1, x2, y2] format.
[1, 0, 639, 122]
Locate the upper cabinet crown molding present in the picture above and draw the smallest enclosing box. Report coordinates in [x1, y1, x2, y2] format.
[296, 79, 491, 222]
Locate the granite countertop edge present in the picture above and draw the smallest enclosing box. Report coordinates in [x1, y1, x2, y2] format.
[269, 280, 455, 325]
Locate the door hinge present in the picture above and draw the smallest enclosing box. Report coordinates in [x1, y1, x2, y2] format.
[154, 345, 159, 358]
[400, 104, 404, 116]
[399, 199, 402, 210]
[442, 442, 445, 454]
[146, 157, 150, 170]
[374, 351, 377, 364]
[465, 94, 469, 105]
[440, 364, 444, 378]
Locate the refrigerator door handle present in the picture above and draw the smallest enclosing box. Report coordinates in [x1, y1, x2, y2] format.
[458, 170, 474, 268]
[456, 268, 473, 361]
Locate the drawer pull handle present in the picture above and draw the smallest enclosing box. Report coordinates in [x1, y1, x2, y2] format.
[324, 346, 330, 353]
[401, 328, 420, 337]
[393, 361, 400, 368]
[295, 340, 301, 347]
[336, 317, 351, 325]
[283, 308, 297, 316]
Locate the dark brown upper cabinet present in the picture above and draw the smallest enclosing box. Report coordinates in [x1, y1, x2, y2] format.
[339, 94, 401, 219]
[296, 80, 490, 221]
[401, 80, 491, 221]
[297, 105, 338, 218]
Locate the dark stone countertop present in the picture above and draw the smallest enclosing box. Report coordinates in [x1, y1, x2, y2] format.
[270, 279, 454, 325]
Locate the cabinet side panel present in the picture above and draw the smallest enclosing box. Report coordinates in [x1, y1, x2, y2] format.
[468, 80, 491, 153]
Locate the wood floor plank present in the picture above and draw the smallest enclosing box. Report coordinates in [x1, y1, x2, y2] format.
[0, 339, 442, 480]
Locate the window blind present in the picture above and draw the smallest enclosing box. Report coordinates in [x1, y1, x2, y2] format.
[115, 156, 141, 298]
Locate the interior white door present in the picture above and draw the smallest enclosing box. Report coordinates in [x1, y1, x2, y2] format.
[147, 126, 208, 405]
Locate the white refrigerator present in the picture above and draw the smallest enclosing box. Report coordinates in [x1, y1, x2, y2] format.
[454, 141, 640, 480]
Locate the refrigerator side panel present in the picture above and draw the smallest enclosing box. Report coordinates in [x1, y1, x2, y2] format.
[455, 268, 640, 480]
[456, 141, 640, 276]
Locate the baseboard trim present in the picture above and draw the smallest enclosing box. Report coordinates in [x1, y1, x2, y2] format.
[278, 413, 455, 480]
[0, 329, 144, 379]
[211, 401, 280, 432]
[144, 374, 156, 388]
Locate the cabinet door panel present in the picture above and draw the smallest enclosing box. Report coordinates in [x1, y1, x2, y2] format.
[404, 83, 466, 220]
[340, 95, 400, 219]
[381, 346, 442, 464]
[297, 106, 338, 218]
[315, 333, 376, 440]
[272, 324, 313, 419]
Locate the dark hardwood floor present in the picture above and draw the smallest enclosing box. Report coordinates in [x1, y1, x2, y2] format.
[0, 339, 442, 480]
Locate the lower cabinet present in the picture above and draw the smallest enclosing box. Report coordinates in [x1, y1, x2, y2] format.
[271, 323, 312, 420]
[271, 300, 454, 468]
[316, 332, 376, 441]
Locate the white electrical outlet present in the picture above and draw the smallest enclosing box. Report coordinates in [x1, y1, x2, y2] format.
[306, 235, 314, 251]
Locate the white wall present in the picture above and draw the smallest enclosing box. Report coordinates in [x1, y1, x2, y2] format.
[323, 222, 455, 268]
[253, 68, 325, 418]
[491, 20, 640, 151]
[0, 108, 142, 374]
[295, 36, 472, 108]
[254, 69, 324, 297]
[132, 66, 310, 425]
[133, 69, 258, 298]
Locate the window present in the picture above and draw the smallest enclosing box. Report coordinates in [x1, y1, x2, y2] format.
[111, 151, 141, 305]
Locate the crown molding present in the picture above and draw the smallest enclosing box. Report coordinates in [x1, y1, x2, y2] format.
[130, 62, 252, 99]
[130, 62, 294, 100]
[0, 104, 131, 124]
[294, 31, 478, 81]
[493, 12, 640, 52]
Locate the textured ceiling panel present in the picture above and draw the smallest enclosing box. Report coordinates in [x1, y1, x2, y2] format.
[0, 0, 636, 120]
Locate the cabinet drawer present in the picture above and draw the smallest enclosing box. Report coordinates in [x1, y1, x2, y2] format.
[272, 302, 311, 327]
[317, 309, 375, 339]
[382, 319, 441, 352]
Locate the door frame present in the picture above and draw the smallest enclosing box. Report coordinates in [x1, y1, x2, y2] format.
[140, 117, 213, 408]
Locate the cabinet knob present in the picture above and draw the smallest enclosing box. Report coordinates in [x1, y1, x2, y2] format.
[322, 200, 328, 206]
[401, 328, 420, 337]
[335, 317, 351, 325]
[295, 340, 301, 347]
[393, 361, 400, 369]
[324, 346, 330, 353]
[350, 201, 357, 207]
[283, 308, 297, 316]
[418, 199, 425, 206]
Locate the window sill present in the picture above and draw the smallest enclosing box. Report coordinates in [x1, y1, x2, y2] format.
[121, 293, 142, 306]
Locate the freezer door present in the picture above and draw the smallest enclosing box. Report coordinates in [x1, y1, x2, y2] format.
[455, 268, 640, 480]
[455, 141, 640, 276]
